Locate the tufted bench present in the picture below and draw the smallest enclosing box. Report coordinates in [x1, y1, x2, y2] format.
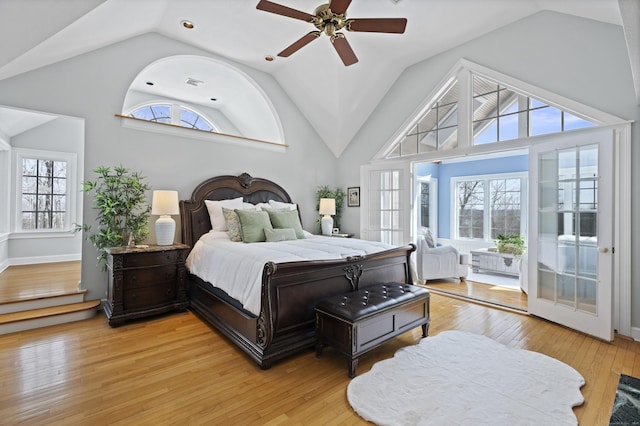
[315, 282, 430, 377]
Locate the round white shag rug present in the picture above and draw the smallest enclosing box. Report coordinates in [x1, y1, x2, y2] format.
[347, 330, 585, 426]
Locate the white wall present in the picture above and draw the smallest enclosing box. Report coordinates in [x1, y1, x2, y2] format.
[7, 116, 84, 264]
[338, 11, 640, 325]
[0, 32, 339, 301]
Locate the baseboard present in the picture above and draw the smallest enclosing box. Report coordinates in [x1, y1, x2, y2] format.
[9, 253, 81, 266]
[0, 258, 9, 274]
[630, 327, 640, 341]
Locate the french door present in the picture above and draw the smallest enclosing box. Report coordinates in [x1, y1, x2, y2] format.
[528, 128, 614, 341]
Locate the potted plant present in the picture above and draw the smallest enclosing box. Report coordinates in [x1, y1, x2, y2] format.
[495, 234, 526, 256]
[76, 165, 152, 267]
[315, 185, 346, 229]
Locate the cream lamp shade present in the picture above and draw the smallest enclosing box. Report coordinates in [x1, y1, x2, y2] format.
[319, 198, 336, 236]
[151, 190, 179, 245]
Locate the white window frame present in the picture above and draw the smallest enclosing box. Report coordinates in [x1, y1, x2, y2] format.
[12, 148, 77, 235]
[451, 172, 528, 243]
[414, 176, 438, 237]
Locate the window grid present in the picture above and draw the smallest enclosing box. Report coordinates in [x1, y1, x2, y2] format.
[130, 103, 217, 132]
[21, 158, 67, 230]
[455, 175, 525, 242]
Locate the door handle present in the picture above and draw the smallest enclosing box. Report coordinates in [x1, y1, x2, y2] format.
[598, 247, 609, 253]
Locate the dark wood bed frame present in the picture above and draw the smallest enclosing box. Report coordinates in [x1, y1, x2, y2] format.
[179, 173, 416, 369]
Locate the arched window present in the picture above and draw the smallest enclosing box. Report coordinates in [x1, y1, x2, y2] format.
[129, 103, 218, 132]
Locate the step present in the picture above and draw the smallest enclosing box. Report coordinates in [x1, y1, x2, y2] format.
[0, 300, 101, 335]
[0, 290, 87, 314]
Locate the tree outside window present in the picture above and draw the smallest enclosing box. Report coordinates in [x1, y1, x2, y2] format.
[21, 158, 67, 230]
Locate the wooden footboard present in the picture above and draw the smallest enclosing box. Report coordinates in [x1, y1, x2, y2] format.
[188, 244, 415, 368]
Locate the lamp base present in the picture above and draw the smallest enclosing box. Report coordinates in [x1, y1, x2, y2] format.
[321, 215, 334, 236]
[155, 215, 176, 245]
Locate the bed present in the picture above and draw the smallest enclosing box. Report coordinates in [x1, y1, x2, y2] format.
[179, 172, 416, 369]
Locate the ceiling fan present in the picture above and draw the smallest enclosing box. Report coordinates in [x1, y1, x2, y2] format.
[256, 0, 407, 66]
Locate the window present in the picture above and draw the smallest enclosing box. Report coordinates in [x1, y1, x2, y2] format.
[454, 173, 526, 242]
[389, 82, 458, 158]
[367, 169, 405, 245]
[14, 149, 76, 233]
[473, 75, 595, 145]
[384, 63, 598, 159]
[129, 103, 217, 132]
[417, 177, 438, 234]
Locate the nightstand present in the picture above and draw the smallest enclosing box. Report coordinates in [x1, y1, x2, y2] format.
[104, 243, 190, 327]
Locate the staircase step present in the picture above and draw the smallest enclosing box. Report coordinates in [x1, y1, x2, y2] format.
[0, 300, 101, 335]
[0, 290, 87, 314]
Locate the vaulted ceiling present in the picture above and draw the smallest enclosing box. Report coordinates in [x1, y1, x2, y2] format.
[0, 0, 632, 156]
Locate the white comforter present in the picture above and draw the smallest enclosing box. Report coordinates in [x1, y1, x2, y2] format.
[186, 232, 394, 315]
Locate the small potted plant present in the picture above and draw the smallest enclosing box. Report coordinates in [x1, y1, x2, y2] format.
[76, 165, 152, 267]
[495, 234, 526, 256]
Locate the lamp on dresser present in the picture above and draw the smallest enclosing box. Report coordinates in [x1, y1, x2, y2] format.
[319, 198, 336, 236]
[151, 190, 179, 245]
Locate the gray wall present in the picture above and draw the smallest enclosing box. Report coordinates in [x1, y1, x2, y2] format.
[338, 12, 640, 325]
[0, 32, 338, 300]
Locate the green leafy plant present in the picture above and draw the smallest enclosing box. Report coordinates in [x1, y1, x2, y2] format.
[76, 165, 152, 266]
[315, 185, 346, 229]
[495, 234, 526, 256]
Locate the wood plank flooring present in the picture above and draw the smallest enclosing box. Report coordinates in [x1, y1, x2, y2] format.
[425, 278, 528, 312]
[0, 261, 81, 303]
[0, 292, 636, 425]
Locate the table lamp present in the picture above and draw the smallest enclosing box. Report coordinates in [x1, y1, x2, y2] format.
[151, 190, 179, 245]
[319, 198, 336, 236]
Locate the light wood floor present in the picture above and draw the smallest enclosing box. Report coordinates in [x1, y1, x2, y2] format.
[0, 291, 636, 425]
[425, 278, 528, 312]
[0, 261, 81, 303]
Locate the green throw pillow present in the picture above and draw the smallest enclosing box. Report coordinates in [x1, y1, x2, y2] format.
[235, 209, 273, 243]
[266, 209, 305, 239]
[264, 228, 297, 242]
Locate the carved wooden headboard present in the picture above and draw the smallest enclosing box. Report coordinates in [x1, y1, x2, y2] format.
[179, 173, 293, 249]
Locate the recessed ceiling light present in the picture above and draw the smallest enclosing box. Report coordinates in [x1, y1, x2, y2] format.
[210, 98, 217, 102]
[181, 20, 194, 29]
[264, 55, 274, 62]
[145, 81, 154, 86]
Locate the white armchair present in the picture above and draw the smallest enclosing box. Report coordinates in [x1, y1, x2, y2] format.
[416, 235, 469, 282]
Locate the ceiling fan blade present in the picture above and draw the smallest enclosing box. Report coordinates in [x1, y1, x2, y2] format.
[347, 18, 407, 34]
[331, 33, 358, 66]
[329, 0, 352, 15]
[256, 0, 316, 22]
[278, 31, 321, 57]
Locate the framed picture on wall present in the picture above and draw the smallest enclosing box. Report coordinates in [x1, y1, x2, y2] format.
[347, 187, 360, 207]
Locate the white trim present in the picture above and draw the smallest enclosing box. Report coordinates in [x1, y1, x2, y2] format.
[8, 231, 77, 239]
[9, 253, 81, 266]
[12, 148, 77, 233]
[613, 124, 632, 337]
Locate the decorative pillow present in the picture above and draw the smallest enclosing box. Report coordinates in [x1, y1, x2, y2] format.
[268, 200, 297, 211]
[254, 202, 271, 211]
[424, 228, 435, 248]
[204, 197, 243, 231]
[222, 208, 243, 242]
[264, 228, 297, 242]
[235, 209, 273, 243]
[267, 209, 305, 239]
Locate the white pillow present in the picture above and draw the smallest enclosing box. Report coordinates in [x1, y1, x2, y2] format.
[204, 197, 243, 231]
[255, 202, 271, 211]
[242, 202, 258, 210]
[269, 200, 297, 211]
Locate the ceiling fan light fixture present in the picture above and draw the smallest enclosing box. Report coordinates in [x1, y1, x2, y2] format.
[181, 20, 194, 29]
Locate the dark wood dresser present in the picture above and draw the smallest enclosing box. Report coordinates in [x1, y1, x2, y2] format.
[104, 243, 190, 327]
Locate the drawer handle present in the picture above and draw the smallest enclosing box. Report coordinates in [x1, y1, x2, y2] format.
[131, 275, 137, 283]
[166, 288, 173, 295]
[131, 293, 137, 300]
